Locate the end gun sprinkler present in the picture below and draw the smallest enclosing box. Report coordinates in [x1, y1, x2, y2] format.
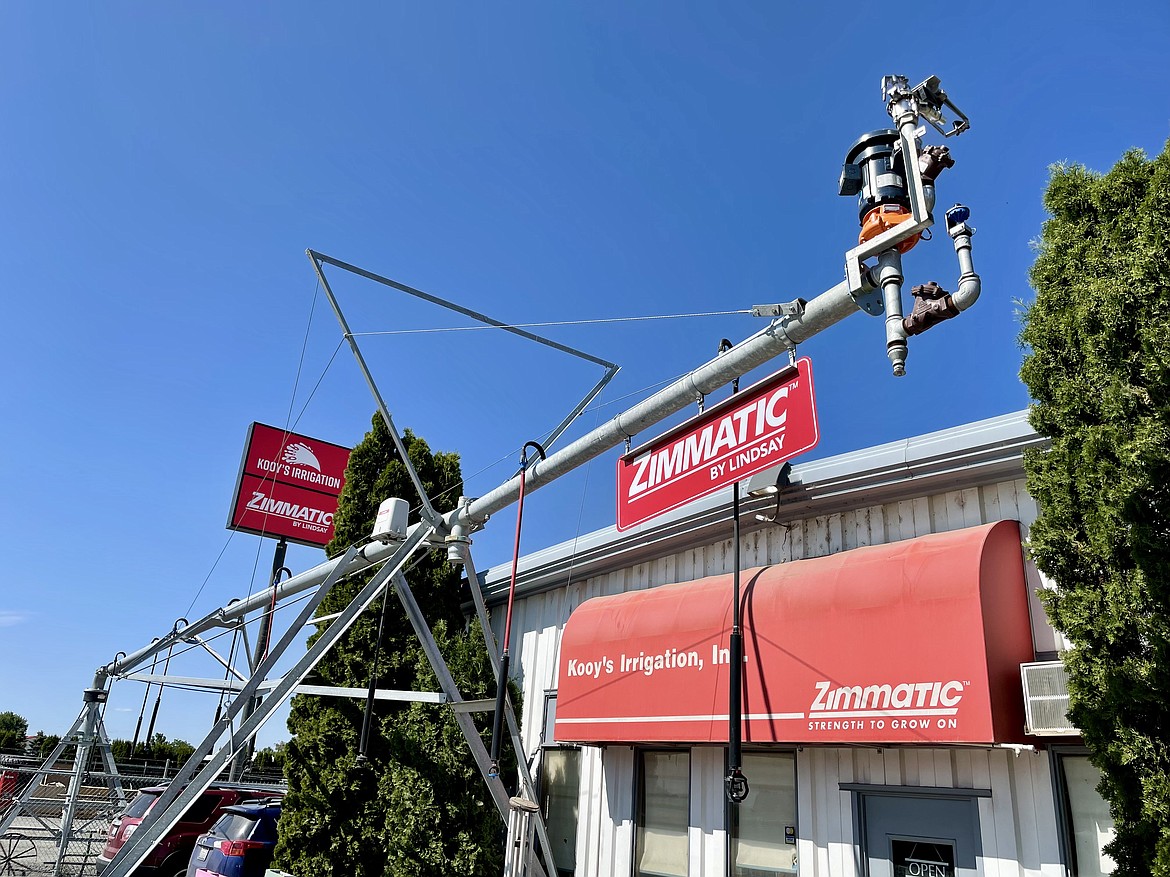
[838, 75, 971, 375]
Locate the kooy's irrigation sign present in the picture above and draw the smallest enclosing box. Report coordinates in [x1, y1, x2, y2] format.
[227, 423, 352, 548]
[615, 358, 818, 530]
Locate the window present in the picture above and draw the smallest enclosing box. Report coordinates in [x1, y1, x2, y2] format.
[731, 753, 797, 876]
[539, 693, 580, 877]
[214, 812, 260, 841]
[1060, 755, 1115, 876]
[636, 751, 690, 877]
[122, 790, 158, 819]
[540, 748, 580, 876]
[182, 791, 222, 824]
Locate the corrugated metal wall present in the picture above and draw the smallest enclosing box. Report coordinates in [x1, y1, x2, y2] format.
[499, 478, 1068, 875]
[797, 747, 1064, 877]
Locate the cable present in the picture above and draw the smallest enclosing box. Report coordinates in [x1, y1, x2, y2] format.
[349, 308, 750, 337]
[183, 533, 239, 618]
[285, 276, 321, 431]
[420, 369, 692, 518]
[288, 340, 345, 432]
[181, 277, 325, 619]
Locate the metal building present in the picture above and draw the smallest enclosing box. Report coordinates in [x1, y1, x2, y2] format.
[481, 411, 1113, 877]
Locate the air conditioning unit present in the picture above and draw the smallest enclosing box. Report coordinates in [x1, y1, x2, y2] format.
[1021, 661, 1078, 736]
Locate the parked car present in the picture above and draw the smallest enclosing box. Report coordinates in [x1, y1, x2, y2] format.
[97, 784, 283, 877]
[185, 800, 282, 877]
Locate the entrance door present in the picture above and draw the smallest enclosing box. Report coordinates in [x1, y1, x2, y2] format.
[860, 792, 982, 877]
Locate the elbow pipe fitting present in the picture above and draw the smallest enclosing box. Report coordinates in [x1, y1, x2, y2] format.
[901, 206, 980, 336]
[946, 205, 980, 311]
[949, 230, 980, 312]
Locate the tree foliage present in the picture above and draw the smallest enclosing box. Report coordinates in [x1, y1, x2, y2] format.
[251, 743, 286, 775]
[28, 731, 61, 759]
[0, 712, 29, 753]
[276, 416, 509, 877]
[108, 734, 195, 767]
[1021, 142, 1170, 875]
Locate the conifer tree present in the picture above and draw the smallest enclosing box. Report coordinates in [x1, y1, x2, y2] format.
[276, 415, 507, 876]
[0, 712, 28, 753]
[1021, 142, 1170, 875]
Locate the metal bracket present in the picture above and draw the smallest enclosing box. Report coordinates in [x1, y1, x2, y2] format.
[751, 299, 806, 319]
[884, 74, 969, 138]
[850, 265, 884, 316]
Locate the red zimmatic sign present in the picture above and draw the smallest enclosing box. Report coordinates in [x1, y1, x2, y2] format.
[616, 358, 819, 530]
[227, 423, 352, 548]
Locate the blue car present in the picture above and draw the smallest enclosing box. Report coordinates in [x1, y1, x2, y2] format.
[185, 801, 282, 877]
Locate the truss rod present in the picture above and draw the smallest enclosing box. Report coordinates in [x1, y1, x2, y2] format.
[104, 271, 873, 683]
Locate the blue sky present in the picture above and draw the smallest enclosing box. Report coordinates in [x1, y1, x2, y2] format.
[2, 3, 1168, 749]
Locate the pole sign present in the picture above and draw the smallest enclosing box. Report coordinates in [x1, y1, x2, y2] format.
[227, 423, 352, 548]
[615, 358, 819, 531]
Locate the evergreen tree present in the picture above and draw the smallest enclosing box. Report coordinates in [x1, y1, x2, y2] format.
[276, 416, 508, 877]
[0, 712, 28, 753]
[29, 731, 60, 759]
[1021, 142, 1170, 874]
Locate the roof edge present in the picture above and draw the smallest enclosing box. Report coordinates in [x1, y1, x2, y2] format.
[478, 409, 1043, 602]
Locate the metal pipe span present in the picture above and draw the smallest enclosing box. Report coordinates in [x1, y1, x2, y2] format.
[104, 274, 867, 680]
[458, 278, 864, 527]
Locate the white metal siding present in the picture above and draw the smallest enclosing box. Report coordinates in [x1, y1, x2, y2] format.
[790, 747, 1064, 877]
[576, 745, 635, 877]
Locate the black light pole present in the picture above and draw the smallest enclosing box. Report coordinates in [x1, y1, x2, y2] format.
[720, 342, 749, 877]
[727, 478, 747, 800]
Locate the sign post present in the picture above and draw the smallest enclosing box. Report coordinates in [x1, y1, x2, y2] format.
[225, 423, 351, 778]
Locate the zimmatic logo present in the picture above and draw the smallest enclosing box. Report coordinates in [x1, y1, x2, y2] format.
[626, 387, 792, 499]
[229, 424, 351, 547]
[807, 679, 969, 733]
[616, 360, 819, 530]
[246, 489, 335, 533]
[811, 679, 966, 712]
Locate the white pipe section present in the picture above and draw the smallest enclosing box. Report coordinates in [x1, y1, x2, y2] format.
[455, 276, 867, 529]
[876, 249, 908, 377]
[950, 225, 981, 311]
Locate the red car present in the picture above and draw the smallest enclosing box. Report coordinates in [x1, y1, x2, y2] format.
[97, 784, 283, 877]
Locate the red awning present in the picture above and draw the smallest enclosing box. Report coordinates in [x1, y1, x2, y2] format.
[554, 521, 1033, 746]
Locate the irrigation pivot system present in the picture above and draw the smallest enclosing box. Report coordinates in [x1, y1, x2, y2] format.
[6, 75, 981, 877]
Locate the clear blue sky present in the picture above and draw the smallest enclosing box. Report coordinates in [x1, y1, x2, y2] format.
[2, 3, 1167, 749]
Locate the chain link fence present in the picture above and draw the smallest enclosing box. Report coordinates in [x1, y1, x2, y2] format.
[0, 756, 284, 876]
[1, 757, 125, 876]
